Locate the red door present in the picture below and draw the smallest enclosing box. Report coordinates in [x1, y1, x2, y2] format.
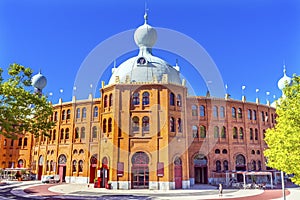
[90, 166, 96, 183]
[37, 165, 43, 180]
[174, 165, 182, 189]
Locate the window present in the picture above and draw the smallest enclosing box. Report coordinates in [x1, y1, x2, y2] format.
[222, 149, 228, 154]
[261, 111, 265, 122]
[142, 92, 150, 105]
[238, 108, 242, 119]
[257, 160, 262, 170]
[248, 109, 252, 120]
[53, 130, 56, 141]
[109, 93, 113, 107]
[192, 105, 198, 116]
[80, 127, 85, 139]
[62, 110, 66, 120]
[253, 110, 257, 120]
[220, 106, 225, 118]
[132, 92, 140, 105]
[93, 106, 98, 118]
[200, 125, 206, 138]
[251, 150, 255, 155]
[170, 117, 175, 132]
[177, 118, 182, 132]
[54, 112, 58, 121]
[104, 95, 108, 107]
[250, 128, 253, 140]
[78, 160, 83, 172]
[92, 126, 97, 139]
[256, 150, 260, 155]
[216, 160, 221, 172]
[215, 149, 220, 154]
[66, 109, 71, 119]
[252, 160, 257, 171]
[76, 108, 80, 119]
[65, 128, 70, 139]
[60, 129, 64, 140]
[255, 129, 258, 140]
[221, 126, 226, 138]
[50, 160, 53, 171]
[132, 117, 139, 132]
[79, 149, 84, 154]
[214, 126, 219, 138]
[213, 106, 218, 118]
[103, 119, 107, 133]
[200, 105, 205, 117]
[232, 107, 236, 118]
[18, 138, 22, 147]
[108, 118, 112, 132]
[142, 116, 149, 132]
[233, 127, 238, 139]
[170, 92, 175, 106]
[46, 160, 49, 171]
[239, 127, 244, 139]
[74, 128, 79, 139]
[3, 139, 6, 146]
[82, 107, 87, 119]
[177, 94, 181, 107]
[192, 126, 198, 138]
[223, 160, 229, 171]
[23, 138, 28, 147]
[72, 160, 77, 172]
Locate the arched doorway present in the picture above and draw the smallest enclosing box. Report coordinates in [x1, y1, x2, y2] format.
[174, 156, 182, 189]
[131, 151, 149, 189]
[17, 159, 24, 168]
[58, 154, 67, 182]
[100, 157, 109, 188]
[89, 154, 97, 183]
[235, 154, 246, 182]
[194, 154, 208, 184]
[38, 156, 43, 180]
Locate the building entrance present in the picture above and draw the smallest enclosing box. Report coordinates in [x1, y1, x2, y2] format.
[131, 151, 149, 189]
[193, 154, 208, 184]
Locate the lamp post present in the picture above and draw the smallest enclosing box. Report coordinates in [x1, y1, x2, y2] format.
[281, 171, 286, 200]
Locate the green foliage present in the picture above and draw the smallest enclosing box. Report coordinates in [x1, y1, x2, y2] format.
[264, 75, 300, 185]
[0, 63, 54, 139]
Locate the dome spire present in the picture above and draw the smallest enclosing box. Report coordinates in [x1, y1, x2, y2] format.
[144, 1, 149, 24]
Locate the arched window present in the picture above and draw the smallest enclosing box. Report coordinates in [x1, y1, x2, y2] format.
[170, 92, 175, 106]
[177, 118, 182, 132]
[92, 126, 97, 139]
[257, 160, 262, 170]
[23, 137, 28, 147]
[142, 92, 150, 105]
[233, 127, 238, 139]
[80, 127, 85, 139]
[192, 105, 198, 116]
[223, 160, 229, 171]
[53, 130, 56, 140]
[78, 160, 83, 172]
[215, 149, 220, 154]
[66, 109, 71, 119]
[62, 110, 66, 120]
[238, 108, 242, 118]
[82, 107, 87, 119]
[18, 138, 22, 147]
[65, 128, 70, 139]
[213, 106, 218, 118]
[222, 149, 228, 154]
[60, 128, 64, 140]
[76, 108, 80, 119]
[103, 119, 107, 133]
[200, 105, 205, 117]
[46, 160, 49, 171]
[252, 160, 257, 171]
[251, 150, 255, 154]
[236, 154, 246, 167]
[177, 94, 181, 107]
[142, 116, 149, 132]
[232, 107, 236, 118]
[108, 118, 112, 132]
[192, 125, 198, 138]
[73, 149, 78, 154]
[220, 106, 225, 118]
[79, 149, 84, 154]
[248, 109, 252, 120]
[72, 160, 77, 172]
[104, 95, 108, 107]
[216, 160, 221, 172]
[170, 117, 175, 132]
[132, 92, 140, 105]
[253, 110, 257, 120]
[54, 111, 58, 121]
[221, 126, 226, 138]
[239, 127, 244, 139]
[109, 93, 113, 107]
[250, 128, 253, 140]
[214, 126, 219, 138]
[255, 129, 259, 140]
[74, 128, 79, 139]
[132, 117, 139, 132]
[50, 160, 53, 171]
[93, 106, 98, 118]
[261, 111, 265, 122]
[200, 125, 206, 138]
[256, 150, 260, 155]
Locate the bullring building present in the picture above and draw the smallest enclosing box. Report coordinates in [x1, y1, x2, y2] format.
[0, 14, 278, 190]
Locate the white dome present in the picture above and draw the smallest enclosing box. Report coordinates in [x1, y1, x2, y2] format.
[134, 23, 157, 48]
[32, 72, 47, 90]
[277, 67, 292, 90]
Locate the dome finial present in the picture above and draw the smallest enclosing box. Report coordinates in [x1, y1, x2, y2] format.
[283, 63, 287, 75]
[144, 2, 149, 24]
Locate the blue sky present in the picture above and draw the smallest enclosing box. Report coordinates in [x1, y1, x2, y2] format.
[1, 0, 299, 104]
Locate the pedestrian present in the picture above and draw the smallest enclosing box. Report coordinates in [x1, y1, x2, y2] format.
[219, 183, 223, 197]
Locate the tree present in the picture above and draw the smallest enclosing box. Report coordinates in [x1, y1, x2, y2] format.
[0, 63, 54, 139]
[264, 75, 300, 185]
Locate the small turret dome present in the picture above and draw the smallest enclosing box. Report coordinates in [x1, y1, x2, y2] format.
[32, 71, 47, 90]
[277, 66, 292, 90]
